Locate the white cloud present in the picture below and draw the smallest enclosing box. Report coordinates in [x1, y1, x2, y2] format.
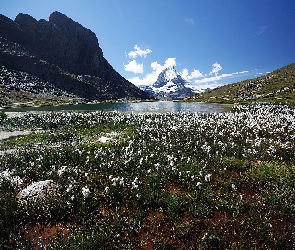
[195, 74, 231, 84]
[150, 61, 162, 71]
[194, 71, 249, 85]
[181, 68, 204, 82]
[195, 83, 222, 90]
[184, 18, 195, 24]
[181, 68, 189, 81]
[150, 58, 177, 77]
[126, 76, 143, 85]
[127, 45, 152, 59]
[123, 60, 144, 74]
[151, 58, 176, 70]
[128, 72, 158, 85]
[255, 26, 268, 37]
[190, 69, 204, 78]
[113, 0, 122, 17]
[128, 58, 177, 85]
[209, 62, 222, 76]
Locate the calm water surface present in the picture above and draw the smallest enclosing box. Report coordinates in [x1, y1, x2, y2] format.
[3, 101, 233, 114]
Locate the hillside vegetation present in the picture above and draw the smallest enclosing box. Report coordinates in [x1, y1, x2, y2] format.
[187, 62, 295, 104]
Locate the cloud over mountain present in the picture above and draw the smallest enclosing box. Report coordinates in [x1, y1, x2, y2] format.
[123, 60, 144, 74]
[123, 45, 252, 88]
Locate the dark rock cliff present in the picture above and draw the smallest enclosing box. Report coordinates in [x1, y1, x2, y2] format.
[0, 12, 150, 104]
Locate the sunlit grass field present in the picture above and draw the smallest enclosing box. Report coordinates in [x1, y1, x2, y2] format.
[0, 103, 294, 249]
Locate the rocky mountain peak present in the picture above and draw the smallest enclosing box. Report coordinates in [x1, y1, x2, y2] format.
[49, 11, 69, 23]
[140, 67, 197, 100]
[15, 13, 37, 27]
[49, 12, 97, 45]
[154, 66, 186, 89]
[158, 66, 178, 82]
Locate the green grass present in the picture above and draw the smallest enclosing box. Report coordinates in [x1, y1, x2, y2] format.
[250, 162, 295, 217]
[0, 112, 7, 119]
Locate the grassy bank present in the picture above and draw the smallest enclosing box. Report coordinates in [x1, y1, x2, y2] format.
[0, 104, 294, 249]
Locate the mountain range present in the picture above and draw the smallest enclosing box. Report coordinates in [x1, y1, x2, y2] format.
[1, 12, 294, 107]
[0, 12, 150, 108]
[139, 66, 202, 100]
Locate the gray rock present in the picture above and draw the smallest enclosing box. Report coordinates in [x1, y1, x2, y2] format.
[16, 180, 55, 200]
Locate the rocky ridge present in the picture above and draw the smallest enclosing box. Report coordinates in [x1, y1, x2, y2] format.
[0, 12, 150, 107]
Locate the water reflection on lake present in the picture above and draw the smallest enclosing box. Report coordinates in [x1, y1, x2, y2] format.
[3, 101, 233, 114]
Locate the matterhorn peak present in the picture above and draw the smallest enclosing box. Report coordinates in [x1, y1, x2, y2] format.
[139, 66, 199, 100]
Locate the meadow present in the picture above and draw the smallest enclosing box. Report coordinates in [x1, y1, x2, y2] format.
[0, 103, 294, 249]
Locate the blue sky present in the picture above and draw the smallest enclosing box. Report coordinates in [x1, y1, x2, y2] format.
[1, 0, 295, 89]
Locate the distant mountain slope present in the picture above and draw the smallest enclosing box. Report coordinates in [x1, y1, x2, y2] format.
[0, 12, 150, 107]
[187, 62, 295, 104]
[140, 66, 199, 100]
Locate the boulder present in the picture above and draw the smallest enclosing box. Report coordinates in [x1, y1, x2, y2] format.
[16, 180, 55, 201]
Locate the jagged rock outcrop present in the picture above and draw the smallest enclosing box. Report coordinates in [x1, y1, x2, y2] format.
[140, 66, 197, 100]
[0, 12, 150, 106]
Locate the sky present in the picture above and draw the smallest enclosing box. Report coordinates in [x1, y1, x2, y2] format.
[1, 0, 295, 89]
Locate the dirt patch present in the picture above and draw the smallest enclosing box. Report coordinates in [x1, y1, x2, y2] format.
[23, 222, 71, 249]
[138, 210, 186, 250]
[164, 182, 187, 195]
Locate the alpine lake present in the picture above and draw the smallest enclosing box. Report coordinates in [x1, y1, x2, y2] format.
[2, 101, 233, 114]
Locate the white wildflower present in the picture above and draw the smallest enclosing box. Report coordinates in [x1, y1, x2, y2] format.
[82, 186, 90, 198]
[10, 176, 23, 186]
[132, 177, 139, 189]
[66, 184, 73, 192]
[119, 177, 124, 186]
[58, 166, 67, 176]
[204, 173, 212, 182]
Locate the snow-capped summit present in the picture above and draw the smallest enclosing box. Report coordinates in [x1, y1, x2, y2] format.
[140, 66, 199, 100]
[153, 66, 178, 87]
